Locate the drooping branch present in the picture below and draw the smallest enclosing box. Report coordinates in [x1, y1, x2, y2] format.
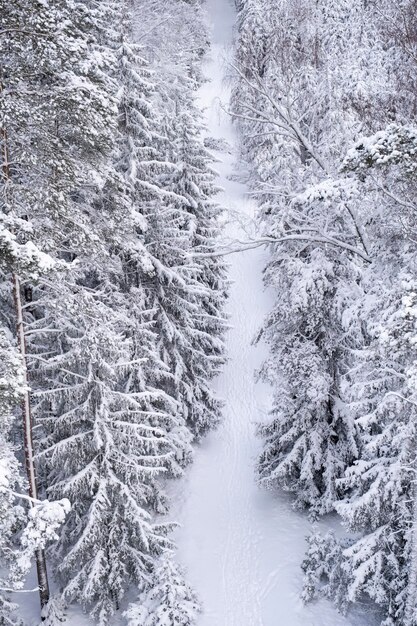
[189, 233, 371, 263]
[228, 62, 371, 257]
[0, 29, 48, 37]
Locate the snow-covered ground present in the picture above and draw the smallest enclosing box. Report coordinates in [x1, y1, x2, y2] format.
[170, 0, 377, 625]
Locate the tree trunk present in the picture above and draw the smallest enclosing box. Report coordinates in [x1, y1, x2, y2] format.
[403, 417, 417, 625]
[12, 273, 50, 611]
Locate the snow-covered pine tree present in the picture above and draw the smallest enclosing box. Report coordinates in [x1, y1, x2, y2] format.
[124, 556, 201, 626]
[1, 0, 119, 259]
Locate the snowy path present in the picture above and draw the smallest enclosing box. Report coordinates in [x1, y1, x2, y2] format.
[171, 1, 375, 625]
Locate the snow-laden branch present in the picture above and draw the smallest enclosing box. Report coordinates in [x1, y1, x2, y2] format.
[228, 62, 371, 257]
[0, 225, 56, 276]
[385, 392, 417, 407]
[0, 586, 40, 593]
[369, 174, 416, 211]
[0, 29, 48, 37]
[189, 233, 371, 262]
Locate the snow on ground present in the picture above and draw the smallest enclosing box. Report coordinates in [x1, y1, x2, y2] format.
[13, 567, 100, 626]
[170, 0, 377, 624]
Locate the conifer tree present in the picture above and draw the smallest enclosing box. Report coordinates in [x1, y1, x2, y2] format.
[139, 82, 227, 438]
[0, 331, 26, 626]
[125, 556, 201, 626]
[21, 1, 194, 621]
[147, 101, 227, 438]
[33, 288, 187, 623]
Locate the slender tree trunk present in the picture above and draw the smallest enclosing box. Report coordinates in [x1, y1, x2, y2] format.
[12, 274, 50, 611]
[1, 83, 50, 613]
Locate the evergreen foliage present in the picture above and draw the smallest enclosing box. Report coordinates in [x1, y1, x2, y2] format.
[0, 0, 225, 623]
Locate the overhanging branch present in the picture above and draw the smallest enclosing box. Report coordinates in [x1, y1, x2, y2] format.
[190, 234, 372, 263]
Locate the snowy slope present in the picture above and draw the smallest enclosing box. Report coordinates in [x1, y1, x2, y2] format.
[170, 0, 377, 624]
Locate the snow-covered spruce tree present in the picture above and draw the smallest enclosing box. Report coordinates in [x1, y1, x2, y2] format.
[145, 99, 227, 439]
[255, 187, 365, 516]
[110, 1, 196, 462]
[124, 556, 201, 626]
[126, 0, 228, 439]
[94, 0, 227, 444]
[31, 284, 192, 624]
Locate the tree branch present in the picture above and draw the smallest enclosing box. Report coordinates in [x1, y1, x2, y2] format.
[229, 62, 371, 257]
[189, 233, 371, 262]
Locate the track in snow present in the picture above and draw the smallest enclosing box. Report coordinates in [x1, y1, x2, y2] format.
[171, 0, 376, 624]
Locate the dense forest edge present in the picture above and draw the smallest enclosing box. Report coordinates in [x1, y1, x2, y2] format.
[1, 0, 227, 623]
[233, 1, 417, 624]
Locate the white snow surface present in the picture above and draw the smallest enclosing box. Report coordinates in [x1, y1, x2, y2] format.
[170, 0, 377, 625]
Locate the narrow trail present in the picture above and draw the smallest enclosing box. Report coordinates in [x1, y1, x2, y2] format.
[171, 1, 376, 625]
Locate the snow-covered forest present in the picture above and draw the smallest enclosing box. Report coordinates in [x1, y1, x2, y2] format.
[1, 0, 417, 624]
